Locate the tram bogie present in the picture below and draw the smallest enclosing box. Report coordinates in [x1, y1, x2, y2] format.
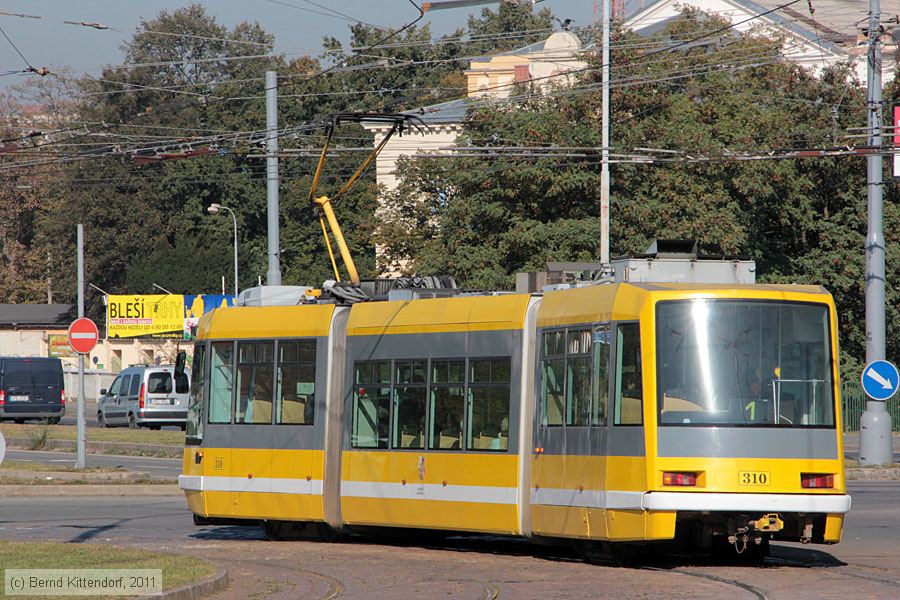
[179, 277, 850, 559]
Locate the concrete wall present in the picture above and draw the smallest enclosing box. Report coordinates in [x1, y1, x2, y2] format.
[0, 330, 47, 357]
[63, 368, 117, 402]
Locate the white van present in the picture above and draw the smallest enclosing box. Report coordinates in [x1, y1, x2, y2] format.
[98, 365, 190, 430]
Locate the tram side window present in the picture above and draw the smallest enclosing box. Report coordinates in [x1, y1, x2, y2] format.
[467, 358, 511, 451]
[541, 328, 592, 427]
[429, 360, 465, 450]
[541, 331, 565, 426]
[567, 329, 591, 426]
[235, 341, 274, 424]
[186, 343, 207, 440]
[352, 361, 391, 448]
[393, 361, 427, 449]
[276, 340, 316, 425]
[592, 325, 611, 426]
[209, 342, 233, 424]
[614, 323, 643, 425]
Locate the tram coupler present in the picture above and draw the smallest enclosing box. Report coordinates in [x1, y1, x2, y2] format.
[728, 531, 763, 546]
[728, 514, 782, 548]
[750, 513, 783, 534]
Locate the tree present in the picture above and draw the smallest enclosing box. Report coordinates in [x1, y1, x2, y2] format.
[0, 74, 78, 303]
[379, 11, 896, 372]
[30, 1, 566, 306]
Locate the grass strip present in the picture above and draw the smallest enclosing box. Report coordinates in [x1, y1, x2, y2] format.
[0, 477, 171, 485]
[0, 541, 215, 597]
[0, 423, 183, 446]
[0, 460, 123, 473]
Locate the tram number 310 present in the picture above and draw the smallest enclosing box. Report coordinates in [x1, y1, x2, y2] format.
[739, 471, 770, 486]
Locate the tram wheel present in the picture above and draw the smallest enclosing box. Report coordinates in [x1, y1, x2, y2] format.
[575, 541, 635, 567]
[193, 514, 212, 526]
[607, 542, 636, 567]
[316, 523, 343, 543]
[262, 521, 289, 540]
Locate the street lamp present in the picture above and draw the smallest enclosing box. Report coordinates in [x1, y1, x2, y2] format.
[207, 203, 239, 297]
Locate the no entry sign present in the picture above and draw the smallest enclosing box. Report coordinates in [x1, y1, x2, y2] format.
[68, 317, 99, 354]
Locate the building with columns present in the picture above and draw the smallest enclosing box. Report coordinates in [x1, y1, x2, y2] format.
[365, 31, 588, 275]
[625, 0, 898, 82]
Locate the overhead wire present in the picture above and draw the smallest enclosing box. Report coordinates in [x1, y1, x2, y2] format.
[261, 0, 387, 29]
[0, 0, 872, 176]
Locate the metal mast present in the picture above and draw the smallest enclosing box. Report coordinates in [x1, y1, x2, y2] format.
[860, 0, 892, 466]
[266, 70, 282, 286]
[600, 0, 611, 264]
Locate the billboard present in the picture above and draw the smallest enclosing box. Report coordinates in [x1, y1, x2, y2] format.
[184, 294, 235, 337]
[107, 294, 235, 339]
[47, 333, 76, 358]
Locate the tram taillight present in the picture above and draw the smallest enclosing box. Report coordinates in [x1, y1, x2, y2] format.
[801, 473, 835, 488]
[662, 472, 697, 486]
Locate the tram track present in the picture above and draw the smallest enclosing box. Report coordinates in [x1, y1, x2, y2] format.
[640, 566, 770, 600]
[231, 556, 345, 599]
[477, 580, 500, 600]
[305, 569, 344, 600]
[235, 554, 501, 600]
[768, 555, 900, 589]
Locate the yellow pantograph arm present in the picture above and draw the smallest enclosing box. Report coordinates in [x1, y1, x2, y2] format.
[319, 216, 341, 282]
[315, 195, 360, 285]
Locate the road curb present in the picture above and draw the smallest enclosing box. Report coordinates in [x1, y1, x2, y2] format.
[846, 467, 900, 480]
[3, 437, 182, 458]
[0, 484, 181, 496]
[152, 566, 228, 600]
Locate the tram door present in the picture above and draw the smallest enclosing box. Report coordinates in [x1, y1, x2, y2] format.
[269, 338, 323, 521]
[531, 325, 610, 539]
[229, 340, 276, 518]
[602, 321, 648, 540]
[204, 341, 236, 518]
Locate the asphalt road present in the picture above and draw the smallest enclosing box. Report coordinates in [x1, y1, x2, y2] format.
[2, 449, 181, 479]
[1, 482, 898, 599]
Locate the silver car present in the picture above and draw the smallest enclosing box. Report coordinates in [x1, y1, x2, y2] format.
[98, 365, 190, 430]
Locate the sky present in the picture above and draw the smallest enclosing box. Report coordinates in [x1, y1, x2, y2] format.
[0, 0, 629, 92]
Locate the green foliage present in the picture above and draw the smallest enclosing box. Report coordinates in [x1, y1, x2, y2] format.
[379, 13, 898, 371]
[5, 1, 895, 374]
[19, 1, 553, 312]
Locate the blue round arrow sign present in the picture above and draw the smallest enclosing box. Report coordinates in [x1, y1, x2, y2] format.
[860, 360, 900, 401]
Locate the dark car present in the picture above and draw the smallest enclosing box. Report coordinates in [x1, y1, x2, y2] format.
[0, 357, 66, 423]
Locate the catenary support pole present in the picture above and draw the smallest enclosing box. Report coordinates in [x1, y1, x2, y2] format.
[265, 70, 282, 286]
[76, 224, 86, 469]
[860, 0, 892, 467]
[600, 0, 610, 264]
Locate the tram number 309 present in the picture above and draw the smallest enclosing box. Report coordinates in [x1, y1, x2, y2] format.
[739, 471, 770, 486]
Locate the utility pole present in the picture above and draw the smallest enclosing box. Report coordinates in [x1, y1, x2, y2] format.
[265, 70, 282, 286]
[76, 224, 86, 469]
[600, 0, 611, 264]
[860, 0, 893, 466]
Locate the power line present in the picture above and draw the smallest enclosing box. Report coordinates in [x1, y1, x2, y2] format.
[0, 23, 32, 69]
[262, 0, 386, 29]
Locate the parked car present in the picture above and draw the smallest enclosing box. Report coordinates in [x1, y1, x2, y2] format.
[0, 357, 65, 424]
[98, 365, 189, 430]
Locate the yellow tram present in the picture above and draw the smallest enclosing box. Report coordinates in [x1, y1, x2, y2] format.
[179, 275, 849, 557]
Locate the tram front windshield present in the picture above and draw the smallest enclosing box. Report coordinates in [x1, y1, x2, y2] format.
[656, 300, 835, 427]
